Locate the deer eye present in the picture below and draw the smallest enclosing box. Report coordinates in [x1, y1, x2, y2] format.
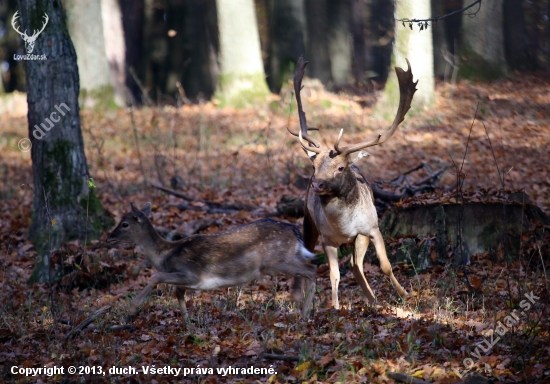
[122, 222, 129, 228]
[337, 166, 345, 172]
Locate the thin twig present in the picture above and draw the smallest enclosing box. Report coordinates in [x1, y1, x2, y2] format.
[64, 306, 111, 340]
[481, 121, 504, 188]
[129, 107, 147, 186]
[396, 0, 482, 25]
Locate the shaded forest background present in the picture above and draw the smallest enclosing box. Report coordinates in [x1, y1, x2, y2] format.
[1, 0, 550, 383]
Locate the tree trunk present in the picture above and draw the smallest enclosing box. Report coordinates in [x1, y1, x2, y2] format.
[266, 0, 306, 93]
[377, 0, 434, 117]
[327, 0, 352, 86]
[17, 0, 111, 283]
[503, 0, 536, 71]
[351, 0, 367, 84]
[182, 0, 219, 101]
[214, 0, 269, 107]
[101, 0, 127, 106]
[431, 0, 449, 78]
[370, 0, 394, 82]
[64, 0, 111, 93]
[460, 0, 506, 79]
[304, 0, 332, 86]
[120, 0, 145, 104]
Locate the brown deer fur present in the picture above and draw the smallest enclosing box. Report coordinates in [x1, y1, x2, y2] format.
[107, 203, 317, 319]
[290, 56, 416, 309]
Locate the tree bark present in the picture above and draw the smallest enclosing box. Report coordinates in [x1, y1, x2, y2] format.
[101, 0, 127, 106]
[214, 0, 269, 107]
[64, 0, 111, 92]
[460, 0, 507, 79]
[17, 0, 110, 283]
[377, 0, 434, 117]
[304, 0, 332, 86]
[181, 0, 219, 101]
[370, 0, 394, 82]
[120, 0, 145, 104]
[327, 0, 352, 86]
[503, 0, 536, 71]
[431, 0, 449, 77]
[266, 0, 306, 93]
[351, 0, 367, 84]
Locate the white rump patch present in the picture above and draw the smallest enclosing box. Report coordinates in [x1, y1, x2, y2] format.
[300, 245, 316, 260]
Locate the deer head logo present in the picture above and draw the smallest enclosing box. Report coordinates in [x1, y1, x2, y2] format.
[12, 11, 49, 54]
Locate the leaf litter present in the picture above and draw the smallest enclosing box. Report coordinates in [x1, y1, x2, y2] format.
[0, 74, 550, 383]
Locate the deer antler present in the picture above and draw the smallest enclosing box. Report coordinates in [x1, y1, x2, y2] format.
[288, 55, 321, 151]
[336, 59, 417, 156]
[11, 11, 27, 38]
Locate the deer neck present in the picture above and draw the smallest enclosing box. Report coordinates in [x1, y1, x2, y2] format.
[136, 223, 174, 270]
[319, 169, 359, 208]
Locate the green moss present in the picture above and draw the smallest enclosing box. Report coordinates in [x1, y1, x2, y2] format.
[458, 47, 507, 81]
[80, 85, 119, 111]
[214, 72, 270, 108]
[80, 188, 115, 237]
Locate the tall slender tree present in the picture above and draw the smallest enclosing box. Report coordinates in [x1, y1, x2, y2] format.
[214, 0, 269, 107]
[460, 0, 507, 78]
[377, 0, 434, 117]
[304, 0, 332, 85]
[16, 0, 110, 283]
[64, 1, 111, 97]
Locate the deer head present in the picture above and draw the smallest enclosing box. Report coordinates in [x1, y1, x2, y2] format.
[12, 11, 49, 54]
[289, 55, 417, 197]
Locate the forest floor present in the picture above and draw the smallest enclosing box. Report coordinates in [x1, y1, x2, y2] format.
[1, 73, 550, 383]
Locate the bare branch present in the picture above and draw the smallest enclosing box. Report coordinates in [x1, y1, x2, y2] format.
[396, 0, 482, 30]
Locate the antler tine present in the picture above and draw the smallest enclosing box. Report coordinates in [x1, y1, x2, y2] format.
[337, 59, 418, 156]
[11, 11, 25, 36]
[333, 128, 344, 152]
[289, 55, 321, 149]
[299, 130, 321, 154]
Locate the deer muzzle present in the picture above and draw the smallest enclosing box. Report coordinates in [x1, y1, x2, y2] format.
[311, 179, 330, 194]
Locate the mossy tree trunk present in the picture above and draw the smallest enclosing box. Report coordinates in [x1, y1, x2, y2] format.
[119, 0, 145, 104]
[63, 0, 112, 98]
[460, 0, 507, 79]
[100, 0, 127, 106]
[181, 0, 219, 101]
[18, 0, 110, 284]
[376, 0, 434, 118]
[327, 0, 352, 87]
[214, 0, 269, 107]
[266, 0, 306, 93]
[431, 0, 449, 78]
[304, 0, 332, 85]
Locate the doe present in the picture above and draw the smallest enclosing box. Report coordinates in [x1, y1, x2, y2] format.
[106, 203, 317, 319]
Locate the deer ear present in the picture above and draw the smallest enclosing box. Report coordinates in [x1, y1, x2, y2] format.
[130, 202, 139, 213]
[141, 202, 152, 217]
[302, 147, 317, 161]
[349, 150, 369, 165]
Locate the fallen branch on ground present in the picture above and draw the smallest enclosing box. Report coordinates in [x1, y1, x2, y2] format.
[64, 306, 111, 340]
[152, 183, 260, 213]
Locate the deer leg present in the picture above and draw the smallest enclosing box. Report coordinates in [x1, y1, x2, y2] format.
[174, 286, 189, 321]
[324, 245, 340, 309]
[300, 265, 317, 318]
[351, 234, 376, 304]
[294, 209, 320, 302]
[370, 228, 409, 297]
[129, 272, 199, 317]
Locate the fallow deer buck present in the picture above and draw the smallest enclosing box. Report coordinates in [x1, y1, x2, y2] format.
[290, 56, 416, 309]
[106, 203, 317, 320]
